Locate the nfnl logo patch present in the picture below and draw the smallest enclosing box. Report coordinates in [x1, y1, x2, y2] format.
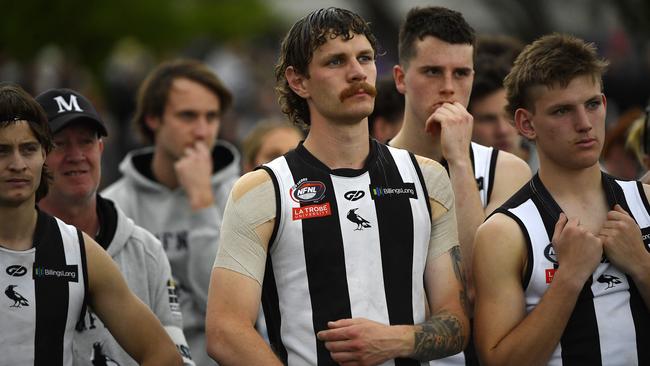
[292, 203, 331, 220]
[290, 178, 326, 203]
[33, 264, 78, 282]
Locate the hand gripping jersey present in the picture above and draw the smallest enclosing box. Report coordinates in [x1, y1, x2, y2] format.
[261, 140, 435, 366]
[494, 172, 650, 365]
[0, 210, 88, 366]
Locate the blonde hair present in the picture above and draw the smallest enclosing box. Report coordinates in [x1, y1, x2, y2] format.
[625, 115, 647, 165]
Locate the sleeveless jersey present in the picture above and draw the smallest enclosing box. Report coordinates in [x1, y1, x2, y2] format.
[261, 140, 432, 366]
[494, 173, 650, 365]
[0, 210, 88, 366]
[440, 142, 498, 209]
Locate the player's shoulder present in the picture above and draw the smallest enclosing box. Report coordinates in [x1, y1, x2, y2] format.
[495, 149, 531, 177]
[231, 169, 274, 202]
[413, 154, 447, 175]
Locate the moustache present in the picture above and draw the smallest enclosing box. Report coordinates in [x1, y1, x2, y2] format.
[339, 82, 377, 102]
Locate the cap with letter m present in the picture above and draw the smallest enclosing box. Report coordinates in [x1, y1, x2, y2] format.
[35, 88, 108, 136]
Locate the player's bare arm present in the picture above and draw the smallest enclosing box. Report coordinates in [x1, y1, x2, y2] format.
[412, 244, 468, 360]
[84, 233, 182, 366]
[206, 169, 283, 365]
[484, 151, 531, 214]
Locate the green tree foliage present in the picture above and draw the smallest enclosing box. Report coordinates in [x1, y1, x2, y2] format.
[1, 0, 278, 68]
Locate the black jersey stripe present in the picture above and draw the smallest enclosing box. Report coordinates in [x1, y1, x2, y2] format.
[75, 229, 89, 331]
[486, 148, 499, 205]
[371, 145, 418, 366]
[559, 277, 602, 366]
[409, 153, 432, 223]
[628, 279, 650, 364]
[261, 255, 288, 363]
[285, 151, 352, 365]
[33, 213, 70, 366]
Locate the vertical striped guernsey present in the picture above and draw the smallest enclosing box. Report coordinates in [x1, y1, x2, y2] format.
[260, 140, 432, 366]
[494, 172, 650, 366]
[0, 210, 88, 366]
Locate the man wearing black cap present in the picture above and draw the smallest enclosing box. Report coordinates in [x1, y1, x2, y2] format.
[36, 88, 195, 366]
[0, 83, 181, 366]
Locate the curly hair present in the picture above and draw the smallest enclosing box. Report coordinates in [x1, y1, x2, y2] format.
[275, 7, 380, 127]
[504, 33, 609, 117]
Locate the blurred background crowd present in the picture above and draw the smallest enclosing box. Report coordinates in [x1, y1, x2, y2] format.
[4, 0, 650, 185]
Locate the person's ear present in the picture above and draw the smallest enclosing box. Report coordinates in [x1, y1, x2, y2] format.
[515, 108, 536, 140]
[393, 65, 406, 95]
[285, 66, 310, 98]
[145, 115, 161, 133]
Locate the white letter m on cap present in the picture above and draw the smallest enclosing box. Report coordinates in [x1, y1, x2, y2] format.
[54, 95, 83, 113]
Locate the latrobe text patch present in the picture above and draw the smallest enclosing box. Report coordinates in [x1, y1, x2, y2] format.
[292, 203, 331, 220]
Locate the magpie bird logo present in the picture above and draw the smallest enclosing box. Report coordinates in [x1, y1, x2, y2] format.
[347, 208, 371, 230]
[5, 285, 29, 307]
[91, 342, 120, 366]
[597, 274, 622, 289]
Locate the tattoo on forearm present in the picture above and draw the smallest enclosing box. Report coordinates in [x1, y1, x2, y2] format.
[450, 246, 470, 314]
[412, 312, 465, 360]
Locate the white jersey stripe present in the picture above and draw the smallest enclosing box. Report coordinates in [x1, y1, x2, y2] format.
[332, 173, 390, 323]
[266, 157, 318, 365]
[58, 220, 86, 366]
[388, 146, 429, 328]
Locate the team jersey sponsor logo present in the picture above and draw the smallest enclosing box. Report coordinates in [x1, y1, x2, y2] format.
[543, 243, 558, 264]
[290, 178, 326, 203]
[6, 265, 27, 277]
[5, 285, 29, 307]
[369, 182, 417, 200]
[33, 264, 78, 282]
[545, 269, 556, 284]
[292, 202, 331, 220]
[344, 190, 365, 201]
[346, 208, 371, 230]
[641, 226, 650, 249]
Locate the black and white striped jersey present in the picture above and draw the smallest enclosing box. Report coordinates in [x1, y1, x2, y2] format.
[495, 172, 650, 366]
[440, 142, 498, 209]
[0, 210, 88, 366]
[261, 140, 434, 366]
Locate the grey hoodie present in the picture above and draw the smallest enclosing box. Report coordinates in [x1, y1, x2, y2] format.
[102, 140, 240, 366]
[72, 197, 194, 365]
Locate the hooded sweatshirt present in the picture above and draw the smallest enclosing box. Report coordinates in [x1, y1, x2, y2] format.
[102, 140, 240, 366]
[72, 196, 194, 365]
